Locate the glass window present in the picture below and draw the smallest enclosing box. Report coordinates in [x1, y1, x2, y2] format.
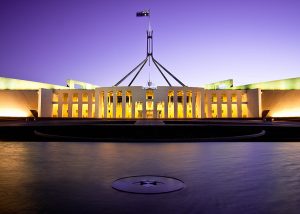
[222, 94, 227, 102]
[117, 96, 122, 103]
[242, 104, 248, 118]
[62, 104, 68, 117]
[242, 93, 247, 102]
[52, 104, 58, 117]
[177, 96, 183, 103]
[231, 94, 237, 102]
[82, 93, 88, 102]
[92, 92, 95, 102]
[52, 93, 58, 102]
[63, 93, 68, 102]
[211, 104, 218, 118]
[73, 93, 78, 102]
[72, 104, 78, 117]
[212, 94, 217, 102]
[231, 104, 238, 118]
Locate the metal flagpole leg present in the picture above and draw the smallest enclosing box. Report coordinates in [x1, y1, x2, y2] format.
[128, 57, 149, 86]
[114, 58, 148, 86]
[152, 58, 186, 87]
[151, 56, 172, 86]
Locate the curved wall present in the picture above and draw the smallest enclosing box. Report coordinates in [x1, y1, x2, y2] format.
[0, 90, 38, 117]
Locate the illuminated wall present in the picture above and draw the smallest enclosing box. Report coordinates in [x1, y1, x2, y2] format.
[235, 77, 300, 90]
[0, 77, 67, 90]
[262, 90, 300, 117]
[204, 89, 260, 118]
[0, 90, 38, 117]
[204, 79, 233, 90]
[168, 90, 174, 118]
[3, 76, 300, 119]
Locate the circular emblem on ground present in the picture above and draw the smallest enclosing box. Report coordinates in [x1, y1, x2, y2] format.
[112, 175, 185, 194]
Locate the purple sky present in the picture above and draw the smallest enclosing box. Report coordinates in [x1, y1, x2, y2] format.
[0, 0, 300, 87]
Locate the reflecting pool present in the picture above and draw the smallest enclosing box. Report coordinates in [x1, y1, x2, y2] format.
[1, 142, 300, 213]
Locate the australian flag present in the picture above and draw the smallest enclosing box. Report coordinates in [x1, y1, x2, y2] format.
[136, 10, 150, 17]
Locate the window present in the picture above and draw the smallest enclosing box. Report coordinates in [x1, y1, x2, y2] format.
[62, 104, 68, 117]
[72, 104, 78, 117]
[82, 104, 88, 117]
[117, 96, 122, 103]
[231, 104, 238, 117]
[63, 93, 68, 102]
[92, 92, 95, 102]
[231, 94, 237, 102]
[168, 91, 174, 103]
[222, 94, 227, 102]
[52, 104, 58, 117]
[73, 93, 78, 102]
[52, 93, 58, 102]
[242, 104, 248, 118]
[211, 104, 218, 118]
[221, 104, 227, 117]
[242, 93, 247, 102]
[212, 94, 217, 102]
[82, 93, 88, 102]
[177, 96, 183, 103]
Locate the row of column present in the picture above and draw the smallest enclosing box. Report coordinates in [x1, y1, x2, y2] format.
[94, 88, 204, 119]
[50, 88, 205, 119]
[205, 92, 247, 118]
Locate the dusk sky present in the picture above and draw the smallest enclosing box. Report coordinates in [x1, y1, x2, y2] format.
[0, 0, 300, 87]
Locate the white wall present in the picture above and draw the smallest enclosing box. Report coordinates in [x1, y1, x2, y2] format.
[0, 90, 38, 117]
[38, 89, 53, 117]
[262, 90, 300, 117]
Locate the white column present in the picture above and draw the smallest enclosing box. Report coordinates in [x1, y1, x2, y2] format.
[99, 91, 104, 118]
[217, 92, 222, 118]
[164, 97, 168, 119]
[207, 92, 212, 118]
[153, 100, 157, 119]
[88, 92, 93, 118]
[257, 89, 262, 118]
[237, 91, 242, 118]
[192, 91, 196, 118]
[103, 90, 107, 118]
[38, 88, 52, 117]
[68, 92, 72, 118]
[227, 92, 232, 118]
[78, 92, 82, 118]
[58, 93, 62, 117]
[95, 90, 99, 118]
[200, 90, 205, 118]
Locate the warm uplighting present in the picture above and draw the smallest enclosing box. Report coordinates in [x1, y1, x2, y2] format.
[272, 109, 300, 117]
[0, 108, 30, 117]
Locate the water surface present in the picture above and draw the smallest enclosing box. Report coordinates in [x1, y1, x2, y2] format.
[1, 142, 300, 213]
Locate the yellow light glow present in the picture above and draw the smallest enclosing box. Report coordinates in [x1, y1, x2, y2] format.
[0, 108, 30, 117]
[272, 109, 300, 117]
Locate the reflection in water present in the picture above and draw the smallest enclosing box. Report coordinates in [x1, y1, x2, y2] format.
[1, 142, 300, 213]
[0, 142, 36, 213]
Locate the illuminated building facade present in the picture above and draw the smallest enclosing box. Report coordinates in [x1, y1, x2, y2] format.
[1, 18, 300, 119]
[47, 86, 203, 119]
[1, 76, 300, 118]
